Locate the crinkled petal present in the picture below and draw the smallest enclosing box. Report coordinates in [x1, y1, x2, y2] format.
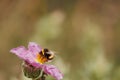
[31, 62, 43, 68]
[10, 46, 36, 64]
[43, 65, 63, 80]
[24, 51, 36, 63]
[10, 46, 27, 60]
[28, 42, 42, 57]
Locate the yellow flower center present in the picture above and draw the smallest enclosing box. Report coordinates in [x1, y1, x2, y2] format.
[35, 53, 48, 64]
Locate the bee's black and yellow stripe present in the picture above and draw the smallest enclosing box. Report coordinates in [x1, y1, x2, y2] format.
[36, 48, 54, 64]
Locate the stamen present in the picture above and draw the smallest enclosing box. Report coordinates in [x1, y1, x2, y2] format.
[36, 53, 48, 64]
[36, 54, 43, 64]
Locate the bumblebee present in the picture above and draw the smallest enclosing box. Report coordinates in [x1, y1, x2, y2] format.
[36, 48, 54, 64]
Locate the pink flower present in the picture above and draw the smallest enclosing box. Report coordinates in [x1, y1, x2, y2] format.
[10, 42, 63, 80]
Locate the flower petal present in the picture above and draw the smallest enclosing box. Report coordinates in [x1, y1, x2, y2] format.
[28, 42, 42, 56]
[10, 46, 36, 64]
[24, 51, 36, 63]
[10, 46, 27, 60]
[43, 65, 63, 80]
[31, 62, 43, 68]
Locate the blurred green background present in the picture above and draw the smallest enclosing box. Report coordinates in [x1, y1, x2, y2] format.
[0, 0, 120, 80]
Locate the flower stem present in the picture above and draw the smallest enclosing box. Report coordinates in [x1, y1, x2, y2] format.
[32, 69, 46, 80]
[32, 75, 46, 80]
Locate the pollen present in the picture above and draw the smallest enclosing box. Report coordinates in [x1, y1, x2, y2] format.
[36, 53, 48, 64]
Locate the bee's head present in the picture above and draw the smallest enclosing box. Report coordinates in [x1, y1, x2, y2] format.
[43, 48, 54, 60]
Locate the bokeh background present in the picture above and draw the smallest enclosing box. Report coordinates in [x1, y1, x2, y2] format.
[0, 0, 120, 80]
